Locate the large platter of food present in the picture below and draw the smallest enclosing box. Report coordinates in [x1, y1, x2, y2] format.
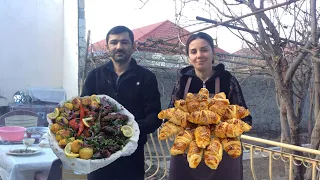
[158, 88, 252, 169]
[47, 95, 140, 174]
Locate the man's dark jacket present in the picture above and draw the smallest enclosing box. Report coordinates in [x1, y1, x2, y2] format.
[81, 59, 162, 146]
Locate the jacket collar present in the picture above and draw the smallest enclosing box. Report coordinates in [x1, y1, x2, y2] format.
[103, 58, 139, 75]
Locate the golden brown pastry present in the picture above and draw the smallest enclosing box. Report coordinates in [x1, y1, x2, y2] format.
[226, 118, 252, 132]
[204, 137, 223, 170]
[189, 110, 221, 125]
[188, 101, 201, 113]
[158, 122, 183, 140]
[198, 88, 210, 100]
[174, 99, 188, 112]
[213, 92, 227, 99]
[170, 129, 194, 155]
[208, 98, 230, 117]
[158, 108, 190, 127]
[185, 92, 195, 101]
[223, 105, 250, 120]
[214, 121, 243, 138]
[187, 140, 203, 168]
[197, 88, 210, 110]
[185, 93, 200, 113]
[194, 126, 211, 148]
[158, 108, 175, 120]
[171, 109, 190, 127]
[221, 137, 242, 158]
[198, 100, 209, 111]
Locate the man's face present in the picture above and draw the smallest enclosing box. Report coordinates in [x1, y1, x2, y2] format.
[106, 32, 134, 64]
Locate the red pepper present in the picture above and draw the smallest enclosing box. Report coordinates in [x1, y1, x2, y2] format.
[77, 104, 85, 136]
[69, 119, 79, 131]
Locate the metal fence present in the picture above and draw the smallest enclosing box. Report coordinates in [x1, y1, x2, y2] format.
[143, 132, 320, 180]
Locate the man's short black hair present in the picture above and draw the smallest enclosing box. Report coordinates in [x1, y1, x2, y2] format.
[106, 26, 134, 45]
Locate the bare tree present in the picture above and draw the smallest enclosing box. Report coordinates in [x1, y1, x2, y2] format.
[305, 0, 320, 179]
[174, 0, 319, 179]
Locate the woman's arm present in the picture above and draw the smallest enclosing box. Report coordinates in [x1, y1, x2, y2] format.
[229, 76, 253, 126]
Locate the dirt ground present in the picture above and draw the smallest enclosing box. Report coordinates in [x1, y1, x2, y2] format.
[243, 157, 286, 180]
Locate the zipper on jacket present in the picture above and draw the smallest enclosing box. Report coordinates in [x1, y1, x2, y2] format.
[203, 81, 206, 88]
[115, 71, 135, 96]
[116, 77, 120, 95]
[104, 76, 118, 98]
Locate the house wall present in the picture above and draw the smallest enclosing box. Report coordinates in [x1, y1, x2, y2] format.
[63, 0, 79, 99]
[78, 0, 87, 95]
[0, 0, 79, 105]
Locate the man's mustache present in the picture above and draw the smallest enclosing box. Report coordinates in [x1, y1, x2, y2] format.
[115, 50, 125, 54]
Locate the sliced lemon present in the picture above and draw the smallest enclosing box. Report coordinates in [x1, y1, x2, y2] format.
[121, 125, 134, 138]
[64, 142, 79, 158]
[48, 108, 60, 120]
[82, 117, 93, 127]
[91, 94, 100, 103]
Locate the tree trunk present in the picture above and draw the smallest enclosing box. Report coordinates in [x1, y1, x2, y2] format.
[290, 122, 304, 180]
[304, 111, 320, 180]
[304, 0, 319, 179]
[279, 98, 291, 143]
[308, 88, 314, 140]
[282, 89, 304, 180]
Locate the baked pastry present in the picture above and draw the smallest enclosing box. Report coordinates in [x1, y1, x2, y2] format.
[194, 126, 211, 148]
[187, 140, 203, 168]
[170, 129, 194, 155]
[158, 121, 183, 140]
[221, 137, 242, 158]
[204, 137, 223, 169]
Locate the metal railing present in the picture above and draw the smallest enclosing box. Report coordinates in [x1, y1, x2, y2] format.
[143, 132, 320, 180]
[241, 135, 320, 180]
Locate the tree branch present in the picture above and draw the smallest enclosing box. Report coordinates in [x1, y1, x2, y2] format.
[248, 2, 281, 47]
[138, 0, 151, 9]
[207, 0, 234, 18]
[260, 0, 264, 9]
[285, 29, 320, 84]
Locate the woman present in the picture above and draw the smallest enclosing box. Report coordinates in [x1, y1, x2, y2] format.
[168, 32, 252, 180]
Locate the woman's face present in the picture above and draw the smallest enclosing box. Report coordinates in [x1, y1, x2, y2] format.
[188, 38, 214, 72]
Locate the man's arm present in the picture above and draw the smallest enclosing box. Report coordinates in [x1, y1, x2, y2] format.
[80, 70, 96, 97]
[138, 74, 162, 134]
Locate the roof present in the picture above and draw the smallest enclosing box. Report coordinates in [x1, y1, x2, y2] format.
[232, 48, 260, 56]
[89, 20, 229, 55]
[132, 21, 167, 41]
[231, 47, 266, 66]
[215, 47, 229, 54]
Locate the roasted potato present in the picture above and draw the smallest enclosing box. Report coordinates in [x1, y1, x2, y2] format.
[50, 123, 61, 133]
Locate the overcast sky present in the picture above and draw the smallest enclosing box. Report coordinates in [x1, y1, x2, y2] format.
[84, 0, 316, 53]
[85, 0, 249, 53]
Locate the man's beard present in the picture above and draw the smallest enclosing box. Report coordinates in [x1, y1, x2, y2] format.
[110, 51, 131, 64]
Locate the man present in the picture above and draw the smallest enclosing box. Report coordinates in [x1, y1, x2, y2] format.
[81, 26, 162, 180]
